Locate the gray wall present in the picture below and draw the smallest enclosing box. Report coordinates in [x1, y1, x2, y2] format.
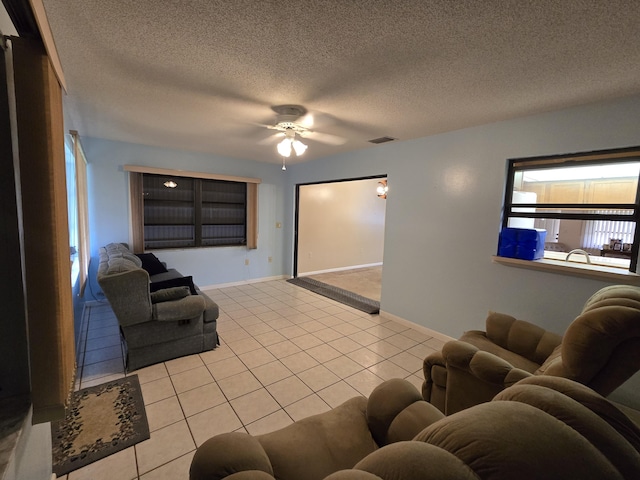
[287, 95, 640, 338]
[83, 137, 288, 288]
[84, 94, 640, 407]
[286, 95, 640, 408]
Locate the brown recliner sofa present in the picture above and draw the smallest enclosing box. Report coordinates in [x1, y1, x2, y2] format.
[423, 284, 640, 415]
[190, 376, 640, 480]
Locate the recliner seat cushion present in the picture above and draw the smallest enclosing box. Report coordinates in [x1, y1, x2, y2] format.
[257, 397, 377, 480]
[150, 275, 198, 295]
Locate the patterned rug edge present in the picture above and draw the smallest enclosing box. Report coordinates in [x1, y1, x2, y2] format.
[287, 277, 380, 314]
[51, 374, 149, 476]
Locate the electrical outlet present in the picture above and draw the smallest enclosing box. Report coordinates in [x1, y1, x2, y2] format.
[308, 252, 312, 258]
[268, 256, 272, 263]
[275, 222, 282, 228]
[244, 259, 249, 266]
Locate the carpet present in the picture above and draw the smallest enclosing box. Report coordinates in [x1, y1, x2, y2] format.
[287, 277, 380, 314]
[51, 375, 149, 476]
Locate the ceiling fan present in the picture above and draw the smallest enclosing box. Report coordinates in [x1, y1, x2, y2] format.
[259, 105, 348, 162]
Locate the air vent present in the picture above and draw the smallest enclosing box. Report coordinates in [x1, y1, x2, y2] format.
[368, 136, 397, 144]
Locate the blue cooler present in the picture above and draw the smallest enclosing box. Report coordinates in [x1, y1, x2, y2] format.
[498, 228, 546, 260]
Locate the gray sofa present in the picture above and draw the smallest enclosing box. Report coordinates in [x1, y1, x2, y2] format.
[97, 243, 219, 371]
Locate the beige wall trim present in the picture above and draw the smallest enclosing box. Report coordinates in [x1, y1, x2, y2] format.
[124, 164, 261, 184]
[28, 0, 67, 92]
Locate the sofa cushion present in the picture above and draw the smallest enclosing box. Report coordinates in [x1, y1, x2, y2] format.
[458, 331, 541, 373]
[485, 311, 562, 364]
[150, 286, 191, 304]
[136, 252, 169, 275]
[150, 275, 197, 295]
[149, 269, 184, 283]
[106, 258, 141, 275]
[534, 344, 563, 376]
[123, 253, 143, 267]
[105, 242, 130, 254]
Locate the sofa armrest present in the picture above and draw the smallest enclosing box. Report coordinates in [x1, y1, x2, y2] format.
[422, 350, 447, 408]
[97, 268, 152, 327]
[366, 378, 444, 446]
[423, 350, 445, 379]
[443, 340, 532, 388]
[152, 295, 205, 322]
[190, 432, 274, 480]
[197, 289, 220, 322]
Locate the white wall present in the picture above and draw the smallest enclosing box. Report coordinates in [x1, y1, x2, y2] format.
[297, 178, 386, 274]
[83, 137, 288, 288]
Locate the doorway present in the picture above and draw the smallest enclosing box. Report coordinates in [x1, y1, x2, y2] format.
[293, 175, 387, 301]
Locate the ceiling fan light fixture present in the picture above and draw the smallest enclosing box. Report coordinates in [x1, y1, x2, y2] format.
[292, 139, 307, 156]
[276, 129, 307, 158]
[277, 138, 292, 157]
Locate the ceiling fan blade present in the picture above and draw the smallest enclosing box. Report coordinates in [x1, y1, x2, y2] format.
[298, 113, 315, 129]
[300, 130, 347, 145]
[257, 132, 284, 145]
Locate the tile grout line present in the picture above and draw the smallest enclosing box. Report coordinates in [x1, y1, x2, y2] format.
[73, 278, 439, 479]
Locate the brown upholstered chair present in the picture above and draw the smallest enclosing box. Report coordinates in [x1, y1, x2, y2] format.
[190, 376, 640, 480]
[423, 284, 640, 415]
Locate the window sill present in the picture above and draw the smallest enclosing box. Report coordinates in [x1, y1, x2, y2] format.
[491, 255, 640, 284]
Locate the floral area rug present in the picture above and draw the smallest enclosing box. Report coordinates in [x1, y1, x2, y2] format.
[51, 375, 149, 476]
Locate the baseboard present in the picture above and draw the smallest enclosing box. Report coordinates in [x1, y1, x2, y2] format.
[298, 263, 382, 277]
[379, 310, 455, 343]
[199, 274, 288, 291]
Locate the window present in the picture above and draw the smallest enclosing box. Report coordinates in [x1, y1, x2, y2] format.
[143, 174, 247, 249]
[64, 138, 79, 284]
[125, 166, 260, 251]
[501, 146, 640, 273]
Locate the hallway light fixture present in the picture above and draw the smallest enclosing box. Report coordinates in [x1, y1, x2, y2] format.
[377, 179, 388, 199]
[163, 180, 178, 188]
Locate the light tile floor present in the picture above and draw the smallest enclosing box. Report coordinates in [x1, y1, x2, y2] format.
[59, 279, 447, 480]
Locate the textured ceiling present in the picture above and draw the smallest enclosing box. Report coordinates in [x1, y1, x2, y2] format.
[41, 0, 640, 164]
